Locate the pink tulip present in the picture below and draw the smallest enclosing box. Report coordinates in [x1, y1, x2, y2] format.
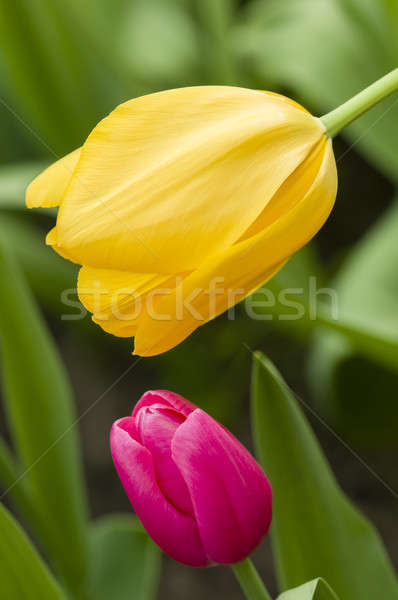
[110, 390, 272, 566]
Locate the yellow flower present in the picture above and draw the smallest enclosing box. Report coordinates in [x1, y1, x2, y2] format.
[26, 86, 337, 356]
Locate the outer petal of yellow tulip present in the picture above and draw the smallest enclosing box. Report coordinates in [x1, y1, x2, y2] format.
[45, 227, 79, 263]
[26, 148, 81, 208]
[54, 87, 325, 274]
[133, 139, 337, 356]
[77, 267, 177, 338]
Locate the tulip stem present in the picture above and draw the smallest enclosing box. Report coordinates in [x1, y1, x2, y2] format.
[320, 67, 398, 137]
[232, 558, 272, 600]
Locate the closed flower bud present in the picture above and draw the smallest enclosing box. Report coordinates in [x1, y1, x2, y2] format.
[27, 86, 337, 355]
[110, 390, 272, 566]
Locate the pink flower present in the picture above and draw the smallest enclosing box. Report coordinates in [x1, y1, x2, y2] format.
[110, 390, 273, 566]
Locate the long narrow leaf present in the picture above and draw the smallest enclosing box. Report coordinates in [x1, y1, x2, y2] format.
[0, 502, 67, 600]
[0, 240, 89, 595]
[251, 352, 398, 599]
[0, 0, 130, 154]
[0, 438, 40, 534]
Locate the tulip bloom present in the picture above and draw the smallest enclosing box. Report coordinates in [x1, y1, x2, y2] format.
[27, 86, 337, 355]
[110, 390, 272, 566]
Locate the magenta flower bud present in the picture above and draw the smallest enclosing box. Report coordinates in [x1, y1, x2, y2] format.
[110, 390, 272, 566]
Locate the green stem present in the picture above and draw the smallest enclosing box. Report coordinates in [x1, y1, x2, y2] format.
[320, 67, 398, 137]
[231, 558, 272, 600]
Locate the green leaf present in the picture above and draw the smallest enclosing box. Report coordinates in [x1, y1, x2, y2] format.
[118, 0, 200, 85]
[0, 213, 76, 312]
[0, 502, 67, 600]
[237, 0, 398, 181]
[277, 578, 339, 600]
[0, 438, 20, 494]
[0, 438, 41, 535]
[0, 162, 48, 211]
[309, 199, 398, 444]
[0, 212, 76, 305]
[323, 200, 398, 357]
[0, 241, 89, 595]
[251, 352, 398, 599]
[198, 0, 238, 85]
[0, 86, 39, 161]
[0, 0, 131, 155]
[89, 515, 161, 600]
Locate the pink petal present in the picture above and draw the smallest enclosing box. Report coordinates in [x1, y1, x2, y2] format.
[132, 390, 196, 419]
[111, 418, 208, 566]
[135, 406, 194, 515]
[171, 409, 272, 564]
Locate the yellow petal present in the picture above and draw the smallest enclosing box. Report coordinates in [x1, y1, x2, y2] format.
[26, 148, 81, 208]
[133, 139, 337, 356]
[54, 86, 325, 274]
[77, 266, 177, 338]
[45, 227, 77, 262]
[260, 90, 310, 114]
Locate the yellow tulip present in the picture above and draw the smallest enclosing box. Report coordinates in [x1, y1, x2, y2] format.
[26, 86, 337, 356]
